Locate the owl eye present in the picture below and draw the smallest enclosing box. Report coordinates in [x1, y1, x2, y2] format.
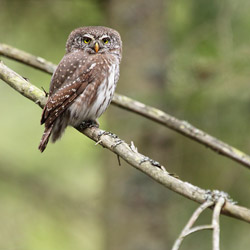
[83, 37, 91, 44]
[102, 37, 110, 44]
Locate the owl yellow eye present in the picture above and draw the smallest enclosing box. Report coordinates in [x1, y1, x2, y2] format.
[83, 37, 91, 44]
[102, 38, 110, 44]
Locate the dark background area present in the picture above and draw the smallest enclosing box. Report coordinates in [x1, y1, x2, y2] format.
[0, 0, 250, 249]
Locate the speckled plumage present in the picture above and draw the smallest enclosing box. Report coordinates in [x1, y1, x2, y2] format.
[38, 26, 122, 152]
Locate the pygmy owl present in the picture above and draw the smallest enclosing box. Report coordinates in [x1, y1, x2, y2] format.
[38, 26, 122, 152]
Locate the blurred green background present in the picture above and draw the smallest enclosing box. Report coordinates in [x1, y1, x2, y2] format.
[0, 0, 250, 249]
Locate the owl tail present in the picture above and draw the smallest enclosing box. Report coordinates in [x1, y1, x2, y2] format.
[38, 126, 53, 153]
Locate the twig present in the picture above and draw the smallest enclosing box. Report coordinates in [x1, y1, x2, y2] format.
[0, 61, 250, 224]
[172, 194, 226, 250]
[212, 197, 225, 250]
[184, 224, 213, 236]
[172, 200, 214, 250]
[1, 43, 250, 170]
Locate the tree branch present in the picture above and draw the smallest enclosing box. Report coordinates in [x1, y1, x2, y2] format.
[0, 59, 47, 108]
[1, 43, 250, 170]
[0, 43, 56, 73]
[0, 60, 250, 224]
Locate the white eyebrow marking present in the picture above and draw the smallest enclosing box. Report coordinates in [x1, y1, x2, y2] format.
[83, 34, 95, 40]
[99, 35, 110, 40]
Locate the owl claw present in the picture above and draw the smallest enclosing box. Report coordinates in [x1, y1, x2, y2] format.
[79, 120, 99, 130]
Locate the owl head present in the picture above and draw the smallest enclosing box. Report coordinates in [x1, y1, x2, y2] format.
[66, 26, 122, 59]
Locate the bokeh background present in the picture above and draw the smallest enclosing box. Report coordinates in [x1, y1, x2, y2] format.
[0, 0, 250, 249]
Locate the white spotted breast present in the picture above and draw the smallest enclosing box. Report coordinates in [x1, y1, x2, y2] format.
[68, 57, 118, 126]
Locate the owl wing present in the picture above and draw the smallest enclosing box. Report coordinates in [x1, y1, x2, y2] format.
[41, 52, 95, 127]
[41, 81, 88, 127]
[48, 51, 85, 96]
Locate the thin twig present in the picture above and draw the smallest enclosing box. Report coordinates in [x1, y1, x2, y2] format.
[1, 61, 250, 224]
[172, 194, 226, 250]
[184, 225, 213, 236]
[212, 197, 225, 250]
[1, 43, 250, 170]
[172, 200, 214, 250]
[116, 154, 121, 166]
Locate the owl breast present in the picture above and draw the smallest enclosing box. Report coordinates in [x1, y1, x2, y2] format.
[68, 61, 118, 127]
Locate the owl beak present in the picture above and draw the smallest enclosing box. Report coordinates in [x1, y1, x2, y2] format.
[94, 42, 99, 53]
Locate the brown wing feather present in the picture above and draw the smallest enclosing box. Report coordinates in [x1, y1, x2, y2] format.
[41, 50, 94, 126]
[41, 81, 88, 127]
[48, 51, 85, 96]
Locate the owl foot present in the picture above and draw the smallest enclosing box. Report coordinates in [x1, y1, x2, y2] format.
[79, 120, 99, 130]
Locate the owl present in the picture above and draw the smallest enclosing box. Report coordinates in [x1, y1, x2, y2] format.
[38, 26, 122, 152]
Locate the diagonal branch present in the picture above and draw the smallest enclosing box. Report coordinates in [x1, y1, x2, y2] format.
[0, 61, 250, 224]
[0, 43, 56, 73]
[1, 43, 250, 170]
[112, 95, 250, 170]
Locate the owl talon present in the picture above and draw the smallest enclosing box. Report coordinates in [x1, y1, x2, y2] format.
[104, 132, 118, 139]
[79, 120, 99, 130]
